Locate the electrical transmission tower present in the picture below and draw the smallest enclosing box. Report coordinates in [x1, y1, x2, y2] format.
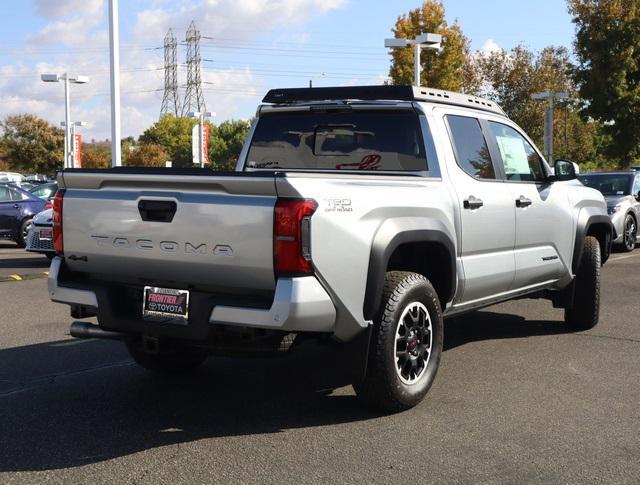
[182, 21, 206, 116]
[160, 29, 181, 117]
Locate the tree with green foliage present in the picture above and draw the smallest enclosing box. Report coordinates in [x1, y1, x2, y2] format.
[388, 0, 480, 93]
[138, 115, 198, 167]
[0, 114, 64, 174]
[209, 119, 252, 170]
[569, 0, 640, 166]
[477, 45, 611, 167]
[81, 143, 111, 169]
[126, 143, 168, 167]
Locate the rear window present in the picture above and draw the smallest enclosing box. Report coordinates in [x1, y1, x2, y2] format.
[578, 174, 634, 196]
[245, 110, 428, 172]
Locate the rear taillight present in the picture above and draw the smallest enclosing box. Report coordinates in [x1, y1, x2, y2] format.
[52, 189, 65, 255]
[274, 198, 318, 276]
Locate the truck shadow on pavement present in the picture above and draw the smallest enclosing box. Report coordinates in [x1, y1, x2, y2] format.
[0, 310, 571, 472]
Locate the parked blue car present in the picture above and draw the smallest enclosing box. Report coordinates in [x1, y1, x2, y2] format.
[0, 183, 48, 247]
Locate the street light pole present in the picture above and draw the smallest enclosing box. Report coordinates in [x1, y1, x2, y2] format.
[414, 44, 421, 86]
[64, 76, 71, 168]
[41, 73, 89, 169]
[108, 0, 122, 167]
[531, 91, 570, 163]
[384, 33, 442, 87]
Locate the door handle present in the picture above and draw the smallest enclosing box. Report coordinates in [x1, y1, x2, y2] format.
[516, 196, 532, 208]
[12, 204, 19, 209]
[138, 200, 177, 223]
[463, 196, 484, 210]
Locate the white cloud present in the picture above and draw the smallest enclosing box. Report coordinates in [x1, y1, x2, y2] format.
[35, 0, 104, 20]
[479, 39, 501, 55]
[133, 0, 347, 42]
[2, 0, 348, 142]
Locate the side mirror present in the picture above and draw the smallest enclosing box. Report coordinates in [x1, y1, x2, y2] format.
[636, 190, 640, 201]
[552, 159, 577, 182]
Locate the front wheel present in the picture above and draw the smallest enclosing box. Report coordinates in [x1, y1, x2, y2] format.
[126, 340, 208, 373]
[621, 214, 637, 252]
[353, 271, 443, 412]
[564, 236, 601, 330]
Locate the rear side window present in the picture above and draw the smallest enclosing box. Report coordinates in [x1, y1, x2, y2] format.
[246, 110, 428, 172]
[446, 115, 495, 180]
[0, 187, 12, 202]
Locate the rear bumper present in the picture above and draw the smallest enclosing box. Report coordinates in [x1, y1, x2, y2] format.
[48, 257, 336, 335]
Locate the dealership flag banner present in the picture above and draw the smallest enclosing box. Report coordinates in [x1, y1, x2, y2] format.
[74, 134, 82, 168]
[191, 124, 210, 165]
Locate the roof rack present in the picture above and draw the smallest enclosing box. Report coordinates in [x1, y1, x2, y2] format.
[263, 85, 505, 116]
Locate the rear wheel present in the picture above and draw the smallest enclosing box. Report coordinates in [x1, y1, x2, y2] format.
[16, 218, 32, 248]
[126, 340, 207, 373]
[353, 271, 443, 412]
[621, 214, 637, 252]
[565, 236, 601, 330]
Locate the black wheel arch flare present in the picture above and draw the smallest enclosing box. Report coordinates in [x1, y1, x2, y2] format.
[363, 220, 456, 321]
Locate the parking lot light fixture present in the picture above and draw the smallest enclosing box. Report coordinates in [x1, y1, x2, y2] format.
[384, 33, 442, 87]
[41, 73, 90, 168]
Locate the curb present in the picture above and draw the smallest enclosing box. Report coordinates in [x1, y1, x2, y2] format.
[0, 272, 49, 283]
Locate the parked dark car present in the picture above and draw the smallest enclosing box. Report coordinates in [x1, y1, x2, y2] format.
[0, 183, 48, 247]
[29, 182, 58, 200]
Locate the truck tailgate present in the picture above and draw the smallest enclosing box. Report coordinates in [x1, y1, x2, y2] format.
[59, 170, 277, 291]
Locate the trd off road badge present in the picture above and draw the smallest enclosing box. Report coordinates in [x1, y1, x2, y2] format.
[324, 198, 353, 213]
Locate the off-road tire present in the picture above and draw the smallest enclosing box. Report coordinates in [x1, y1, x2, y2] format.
[16, 218, 32, 248]
[564, 236, 601, 330]
[353, 271, 443, 412]
[126, 341, 207, 373]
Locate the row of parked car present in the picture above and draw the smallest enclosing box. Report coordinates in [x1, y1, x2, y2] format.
[0, 173, 57, 257]
[1, 169, 639, 261]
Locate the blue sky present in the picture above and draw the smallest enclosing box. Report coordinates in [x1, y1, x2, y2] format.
[0, 1, 575, 141]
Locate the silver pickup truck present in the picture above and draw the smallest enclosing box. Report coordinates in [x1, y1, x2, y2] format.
[49, 86, 614, 411]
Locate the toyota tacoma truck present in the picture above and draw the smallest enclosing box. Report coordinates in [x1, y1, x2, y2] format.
[48, 85, 614, 411]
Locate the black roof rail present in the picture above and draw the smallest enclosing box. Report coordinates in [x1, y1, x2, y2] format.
[262, 85, 505, 116]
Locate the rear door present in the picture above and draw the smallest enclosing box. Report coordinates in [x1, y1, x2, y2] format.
[444, 113, 516, 304]
[485, 120, 570, 288]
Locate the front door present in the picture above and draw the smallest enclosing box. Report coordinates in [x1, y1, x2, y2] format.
[444, 114, 516, 305]
[486, 121, 571, 289]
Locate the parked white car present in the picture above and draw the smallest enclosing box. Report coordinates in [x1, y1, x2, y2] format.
[25, 208, 54, 259]
[0, 172, 25, 184]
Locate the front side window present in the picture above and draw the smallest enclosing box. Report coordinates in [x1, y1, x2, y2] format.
[488, 122, 546, 182]
[633, 176, 640, 196]
[446, 115, 495, 180]
[246, 110, 428, 172]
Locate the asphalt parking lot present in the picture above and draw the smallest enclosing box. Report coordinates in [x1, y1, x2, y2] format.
[0, 242, 639, 484]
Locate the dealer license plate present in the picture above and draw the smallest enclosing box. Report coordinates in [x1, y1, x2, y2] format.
[143, 286, 189, 325]
[39, 228, 53, 240]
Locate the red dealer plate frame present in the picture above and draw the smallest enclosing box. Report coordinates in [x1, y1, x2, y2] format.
[143, 286, 190, 325]
[39, 228, 53, 240]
